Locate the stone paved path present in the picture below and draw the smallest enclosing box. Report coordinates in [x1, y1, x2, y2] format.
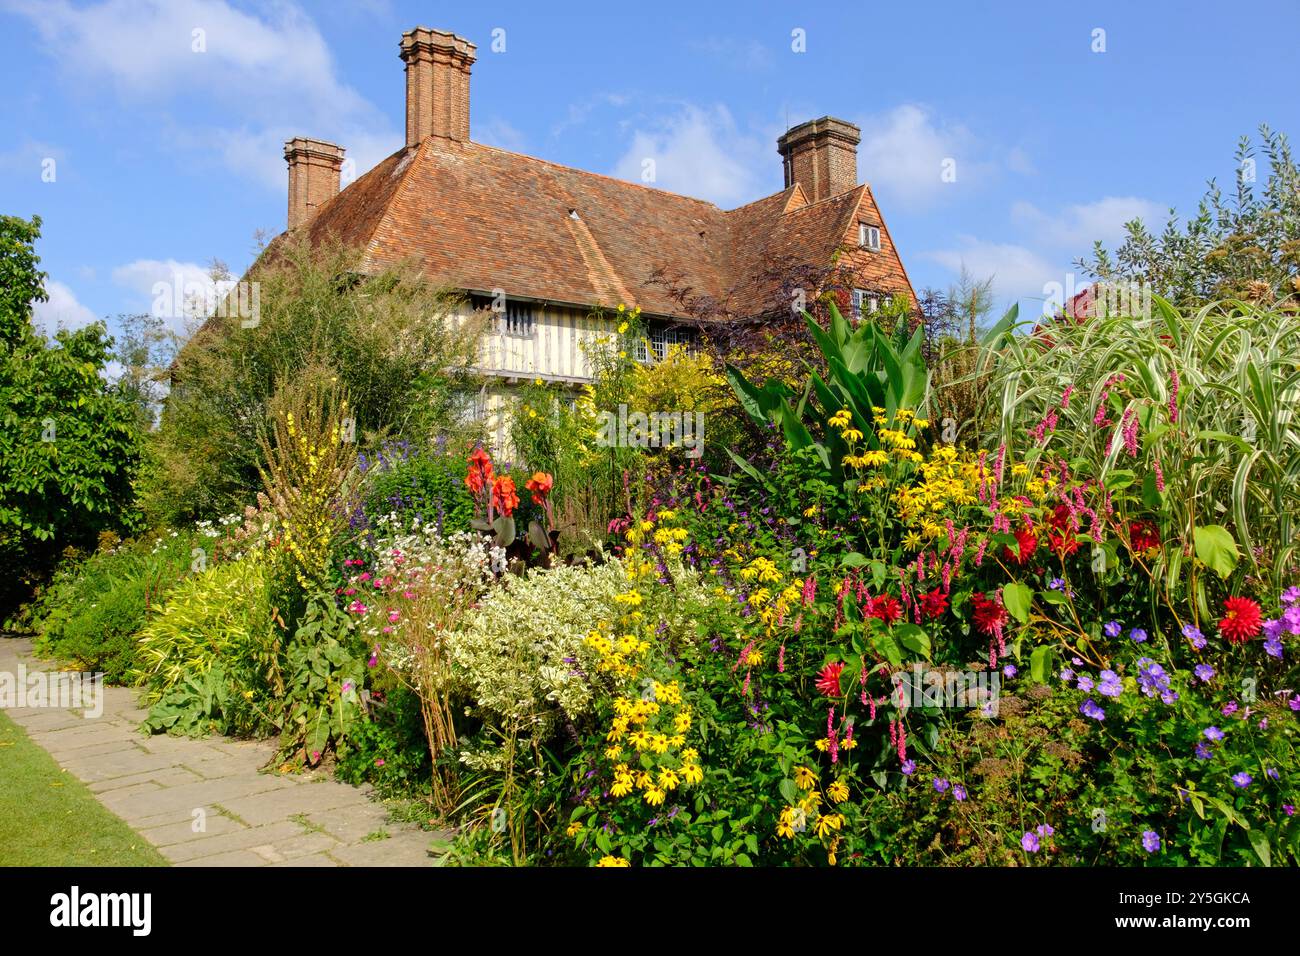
[1, 638, 450, 866]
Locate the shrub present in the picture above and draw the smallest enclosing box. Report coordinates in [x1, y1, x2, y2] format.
[355, 439, 476, 538]
[343, 523, 499, 811]
[135, 556, 275, 737]
[141, 236, 484, 525]
[33, 531, 201, 683]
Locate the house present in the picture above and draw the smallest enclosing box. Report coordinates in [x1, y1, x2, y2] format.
[278, 26, 916, 451]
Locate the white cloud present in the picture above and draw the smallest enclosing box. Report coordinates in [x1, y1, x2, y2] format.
[476, 118, 529, 154]
[856, 104, 993, 207]
[550, 93, 631, 138]
[610, 104, 768, 207]
[923, 238, 1060, 303]
[5, 0, 399, 189]
[112, 258, 233, 333]
[32, 280, 99, 336]
[1011, 196, 1168, 250]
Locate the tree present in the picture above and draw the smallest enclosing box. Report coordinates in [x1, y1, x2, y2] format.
[141, 235, 485, 526]
[0, 215, 142, 606]
[1079, 125, 1300, 308]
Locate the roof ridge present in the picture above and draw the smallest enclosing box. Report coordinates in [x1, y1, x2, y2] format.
[723, 184, 798, 215]
[459, 139, 725, 210]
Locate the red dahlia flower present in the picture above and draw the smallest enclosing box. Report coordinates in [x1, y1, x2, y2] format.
[1219, 596, 1262, 645]
[920, 588, 949, 621]
[971, 592, 1008, 636]
[1129, 520, 1161, 554]
[816, 661, 846, 697]
[1002, 523, 1038, 565]
[866, 595, 903, 626]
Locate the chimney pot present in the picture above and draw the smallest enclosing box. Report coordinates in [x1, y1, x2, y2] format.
[400, 26, 476, 145]
[776, 117, 860, 203]
[284, 137, 345, 230]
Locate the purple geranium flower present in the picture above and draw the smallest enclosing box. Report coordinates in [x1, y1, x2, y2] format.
[1204, 726, 1225, 742]
[1076, 675, 1095, 692]
[953, 785, 967, 801]
[1267, 767, 1280, 781]
[933, 777, 950, 793]
[1221, 701, 1238, 716]
[1129, 628, 1148, 643]
[1194, 663, 1215, 682]
[1098, 670, 1123, 698]
[1264, 634, 1284, 658]
[1141, 831, 1161, 853]
[901, 759, 916, 776]
[1049, 577, 1065, 591]
[1281, 586, 1300, 607]
[1003, 664, 1017, 678]
[1104, 620, 1122, 638]
[1037, 823, 1055, 837]
[1020, 831, 1040, 853]
[1182, 624, 1207, 650]
[1195, 742, 1213, 760]
[1231, 772, 1252, 789]
[1080, 698, 1106, 722]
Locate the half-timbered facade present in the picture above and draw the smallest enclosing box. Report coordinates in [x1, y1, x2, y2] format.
[273, 25, 917, 452]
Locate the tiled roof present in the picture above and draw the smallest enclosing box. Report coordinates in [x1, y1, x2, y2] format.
[289, 137, 913, 321]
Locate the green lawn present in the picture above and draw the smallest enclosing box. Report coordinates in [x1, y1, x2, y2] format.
[0, 710, 167, 866]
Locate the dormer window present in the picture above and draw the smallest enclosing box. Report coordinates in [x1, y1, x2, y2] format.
[859, 223, 881, 251]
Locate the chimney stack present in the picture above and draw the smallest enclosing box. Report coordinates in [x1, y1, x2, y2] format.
[776, 117, 861, 203]
[283, 137, 345, 229]
[400, 27, 476, 145]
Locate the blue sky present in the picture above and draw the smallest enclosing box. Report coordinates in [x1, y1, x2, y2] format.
[3, 0, 1298, 339]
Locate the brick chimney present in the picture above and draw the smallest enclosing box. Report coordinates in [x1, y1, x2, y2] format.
[400, 27, 476, 145]
[283, 137, 345, 229]
[777, 117, 861, 203]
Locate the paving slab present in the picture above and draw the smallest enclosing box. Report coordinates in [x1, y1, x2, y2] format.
[2, 638, 439, 867]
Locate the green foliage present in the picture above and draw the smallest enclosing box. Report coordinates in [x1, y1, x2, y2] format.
[136, 557, 275, 736]
[32, 533, 197, 683]
[0, 215, 142, 603]
[357, 440, 475, 537]
[277, 592, 367, 765]
[141, 236, 483, 525]
[335, 686, 433, 798]
[983, 297, 1300, 595]
[726, 301, 930, 485]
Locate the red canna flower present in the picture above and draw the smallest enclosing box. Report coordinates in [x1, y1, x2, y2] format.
[1219, 596, 1262, 645]
[491, 476, 520, 517]
[465, 447, 494, 494]
[816, 661, 846, 697]
[866, 595, 903, 626]
[971, 592, 1008, 636]
[525, 471, 553, 505]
